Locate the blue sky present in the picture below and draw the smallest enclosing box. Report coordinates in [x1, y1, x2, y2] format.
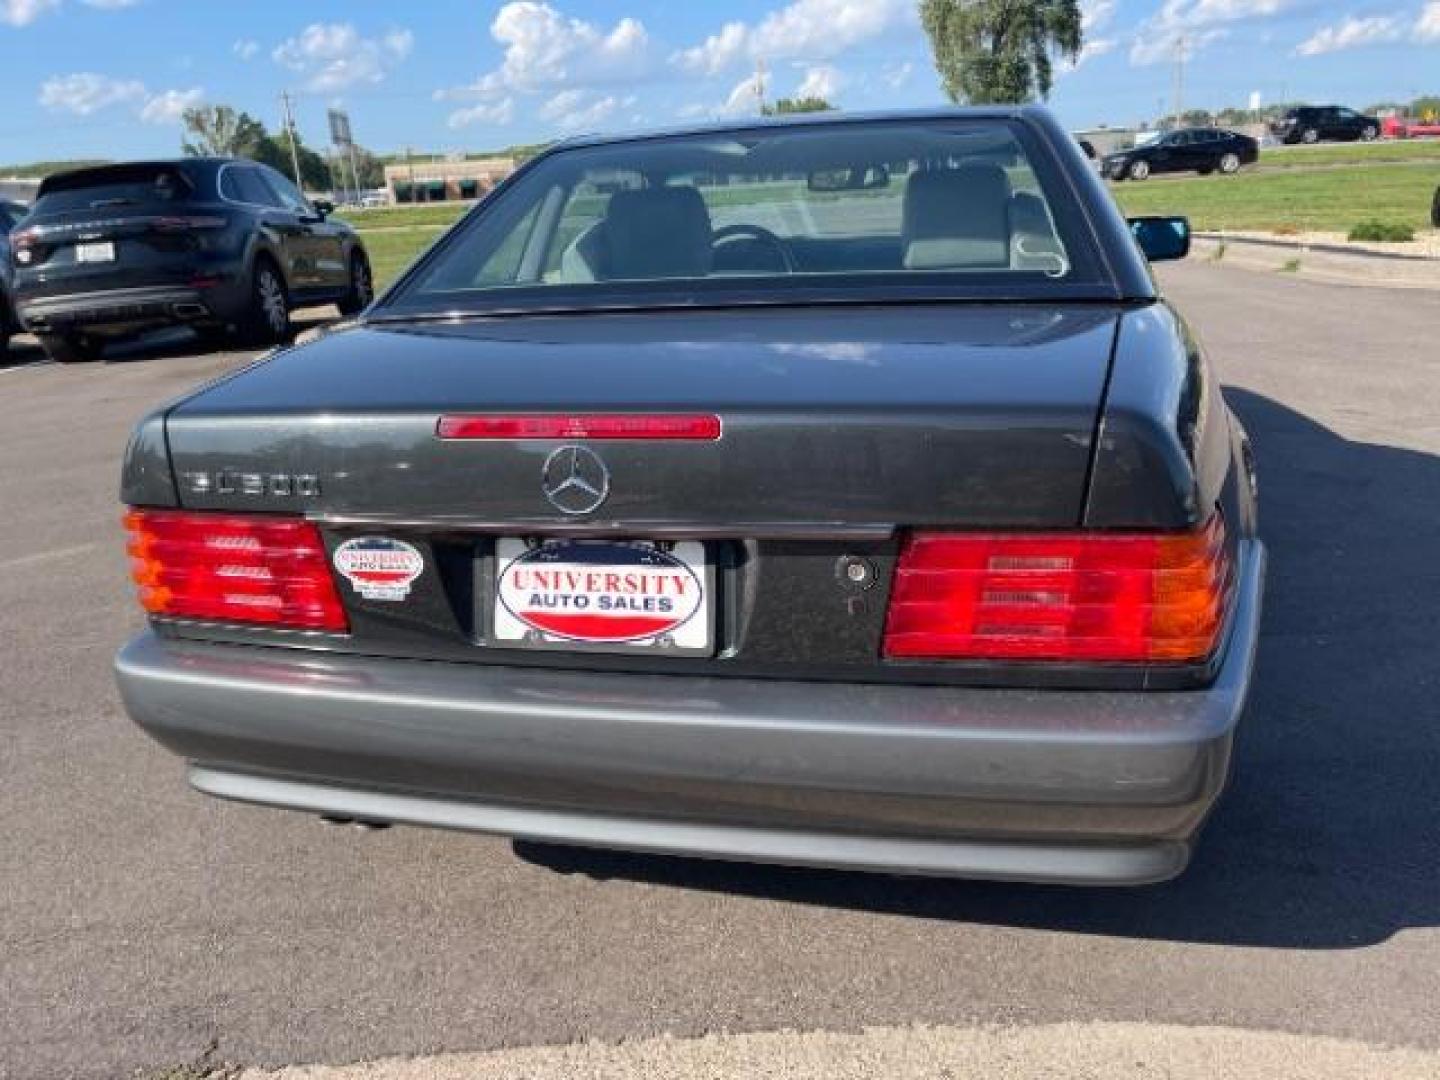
[2, 0, 1438, 164]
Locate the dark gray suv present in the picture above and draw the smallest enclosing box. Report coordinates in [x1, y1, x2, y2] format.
[0, 198, 26, 359]
[9, 159, 373, 363]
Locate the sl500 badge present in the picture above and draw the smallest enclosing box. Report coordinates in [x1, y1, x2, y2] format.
[333, 537, 424, 601]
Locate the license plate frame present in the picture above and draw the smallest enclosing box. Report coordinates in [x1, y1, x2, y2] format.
[490, 538, 715, 657]
[74, 241, 116, 264]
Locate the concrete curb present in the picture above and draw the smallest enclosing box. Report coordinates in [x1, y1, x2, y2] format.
[1191, 234, 1440, 290]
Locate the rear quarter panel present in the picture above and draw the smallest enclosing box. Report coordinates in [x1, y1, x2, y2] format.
[1085, 301, 1254, 537]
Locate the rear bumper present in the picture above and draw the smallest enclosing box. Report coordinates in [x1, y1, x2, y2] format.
[18, 281, 246, 334]
[117, 540, 1264, 885]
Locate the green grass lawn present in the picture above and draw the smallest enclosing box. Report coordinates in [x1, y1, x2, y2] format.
[365, 226, 448, 289]
[1260, 139, 1440, 169]
[339, 203, 471, 232]
[1110, 162, 1438, 234]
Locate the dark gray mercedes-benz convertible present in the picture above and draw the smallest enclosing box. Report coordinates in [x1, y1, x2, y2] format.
[115, 107, 1263, 885]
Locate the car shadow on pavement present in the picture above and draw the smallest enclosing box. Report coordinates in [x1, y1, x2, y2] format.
[2, 311, 338, 368]
[516, 388, 1440, 950]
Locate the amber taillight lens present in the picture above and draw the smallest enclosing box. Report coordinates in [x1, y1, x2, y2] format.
[124, 510, 347, 633]
[883, 515, 1230, 663]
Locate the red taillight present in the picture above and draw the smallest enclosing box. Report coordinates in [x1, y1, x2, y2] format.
[123, 510, 347, 633]
[883, 515, 1230, 663]
[436, 413, 722, 441]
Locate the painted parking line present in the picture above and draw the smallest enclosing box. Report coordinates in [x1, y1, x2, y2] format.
[0, 358, 51, 375]
[236, 1022, 1440, 1080]
[0, 542, 101, 573]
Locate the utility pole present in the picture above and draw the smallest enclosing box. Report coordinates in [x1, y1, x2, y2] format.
[279, 91, 304, 189]
[1171, 34, 1186, 129]
[754, 57, 768, 115]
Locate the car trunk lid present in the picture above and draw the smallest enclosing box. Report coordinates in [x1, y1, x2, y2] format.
[164, 304, 1118, 529]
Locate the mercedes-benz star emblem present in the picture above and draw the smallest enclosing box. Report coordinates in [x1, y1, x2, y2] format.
[541, 446, 611, 515]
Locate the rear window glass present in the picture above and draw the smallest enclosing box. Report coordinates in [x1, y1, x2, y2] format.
[388, 120, 1107, 314]
[34, 165, 193, 214]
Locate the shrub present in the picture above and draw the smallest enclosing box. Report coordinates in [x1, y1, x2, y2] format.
[1347, 219, 1415, 242]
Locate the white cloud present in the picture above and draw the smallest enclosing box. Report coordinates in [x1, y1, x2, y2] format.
[273, 23, 414, 92]
[795, 64, 842, 101]
[443, 2, 650, 103]
[38, 71, 200, 123]
[540, 88, 634, 131]
[4, 0, 139, 24]
[39, 71, 146, 114]
[671, 21, 749, 76]
[438, 3, 650, 129]
[1415, 0, 1440, 39]
[2, 0, 59, 26]
[1064, 37, 1118, 69]
[1296, 14, 1402, 54]
[1084, 0, 1118, 30]
[139, 86, 203, 124]
[233, 38, 260, 61]
[1129, 0, 1293, 64]
[671, 0, 915, 75]
[448, 97, 515, 129]
[882, 61, 914, 89]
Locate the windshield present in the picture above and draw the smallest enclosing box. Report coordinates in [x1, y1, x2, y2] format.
[385, 120, 1109, 314]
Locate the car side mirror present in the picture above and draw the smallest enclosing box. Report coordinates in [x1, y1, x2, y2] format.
[311, 198, 335, 219]
[1128, 215, 1191, 262]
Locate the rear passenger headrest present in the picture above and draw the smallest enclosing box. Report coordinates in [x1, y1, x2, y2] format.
[603, 187, 714, 280]
[902, 164, 1013, 271]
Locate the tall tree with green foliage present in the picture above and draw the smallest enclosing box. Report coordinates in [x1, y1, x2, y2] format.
[762, 96, 835, 116]
[181, 105, 267, 158]
[252, 127, 331, 191]
[919, 0, 1083, 105]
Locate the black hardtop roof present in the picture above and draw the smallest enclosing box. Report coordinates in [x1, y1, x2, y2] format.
[549, 104, 1047, 152]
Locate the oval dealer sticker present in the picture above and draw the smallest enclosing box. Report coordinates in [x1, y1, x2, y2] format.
[333, 537, 425, 601]
[496, 541, 704, 644]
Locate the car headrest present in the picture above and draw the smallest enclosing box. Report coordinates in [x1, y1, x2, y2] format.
[602, 187, 714, 280]
[902, 164, 1012, 270]
[1008, 191, 1067, 274]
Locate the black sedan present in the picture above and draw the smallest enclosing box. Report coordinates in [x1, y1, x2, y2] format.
[114, 107, 1265, 886]
[1104, 128, 1259, 181]
[8, 159, 373, 363]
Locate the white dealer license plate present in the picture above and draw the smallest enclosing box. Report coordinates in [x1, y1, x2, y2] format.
[493, 538, 712, 655]
[74, 242, 116, 264]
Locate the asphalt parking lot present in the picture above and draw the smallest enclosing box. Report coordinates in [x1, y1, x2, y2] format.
[2, 263, 1438, 1079]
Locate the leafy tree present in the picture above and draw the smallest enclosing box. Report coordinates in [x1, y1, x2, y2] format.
[181, 105, 266, 158]
[252, 128, 331, 192]
[762, 96, 835, 115]
[1410, 95, 1440, 120]
[920, 0, 1082, 104]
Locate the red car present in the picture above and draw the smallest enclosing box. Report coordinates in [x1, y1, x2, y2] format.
[1382, 115, 1440, 139]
